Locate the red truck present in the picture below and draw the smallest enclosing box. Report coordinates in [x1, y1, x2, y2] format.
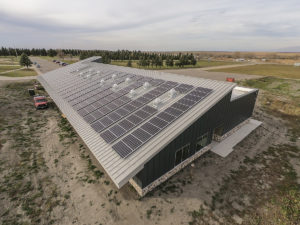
[33, 96, 48, 109]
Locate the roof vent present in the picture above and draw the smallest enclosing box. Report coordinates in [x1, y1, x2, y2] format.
[86, 74, 91, 79]
[96, 71, 100, 74]
[153, 98, 162, 108]
[112, 74, 117, 80]
[100, 79, 105, 85]
[169, 88, 177, 98]
[112, 83, 118, 90]
[129, 89, 136, 97]
[125, 77, 131, 84]
[143, 82, 150, 89]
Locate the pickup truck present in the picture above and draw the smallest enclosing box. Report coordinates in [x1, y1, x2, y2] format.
[33, 96, 48, 109]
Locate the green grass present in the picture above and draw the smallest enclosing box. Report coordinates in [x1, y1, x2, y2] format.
[111, 60, 239, 70]
[0, 65, 21, 73]
[0, 68, 37, 77]
[0, 56, 19, 65]
[211, 64, 300, 79]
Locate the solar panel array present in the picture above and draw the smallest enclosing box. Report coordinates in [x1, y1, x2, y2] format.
[59, 67, 212, 159]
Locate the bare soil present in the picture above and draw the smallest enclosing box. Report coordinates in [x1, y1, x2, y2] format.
[0, 78, 299, 225]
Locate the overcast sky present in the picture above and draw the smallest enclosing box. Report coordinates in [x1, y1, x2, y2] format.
[1, 0, 300, 51]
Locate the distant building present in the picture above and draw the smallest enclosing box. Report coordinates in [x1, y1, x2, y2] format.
[38, 57, 259, 196]
[294, 62, 300, 67]
[261, 58, 267, 62]
[235, 58, 245, 62]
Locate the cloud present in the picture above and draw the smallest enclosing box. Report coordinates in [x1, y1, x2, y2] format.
[0, 0, 300, 51]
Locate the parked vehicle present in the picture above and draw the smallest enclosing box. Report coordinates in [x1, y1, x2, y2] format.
[55, 61, 60, 64]
[36, 64, 40, 68]
[226, 77, 235, 82]
[33, 96, 48, 109]
[53, 59, 57, 62]
[28, 89, 35, 96]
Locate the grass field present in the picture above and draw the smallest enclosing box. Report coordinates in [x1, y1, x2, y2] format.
[111, 60, 240, 70]
[0, 69, 37, 77]
[212, 64, 300, 79]
[0, 65, 22, 73]
[0, 56, 19, 65]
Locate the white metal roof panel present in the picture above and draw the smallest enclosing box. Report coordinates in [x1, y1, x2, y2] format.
[38, 57, 236, 188]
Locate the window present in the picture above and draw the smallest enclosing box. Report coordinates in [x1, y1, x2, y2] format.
[174, 144, 190, 166]
[196, 132, 208, 152]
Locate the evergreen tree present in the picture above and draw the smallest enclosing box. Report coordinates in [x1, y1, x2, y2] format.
[127, 60, 132, 67]
[19, 53, 32, 68]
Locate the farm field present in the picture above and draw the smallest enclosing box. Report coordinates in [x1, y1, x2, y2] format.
[111, 59, 241, 70]
[0, 71, 299, 225]
[211, 64, 300, 79]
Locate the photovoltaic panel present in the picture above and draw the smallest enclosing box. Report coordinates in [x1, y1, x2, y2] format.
[132, 128, 151, 142]
[118, 119, 135, 131]
[157, 111, 175, 123]
[112, 141, 132, 158]
[127, 114, 143, 125]
[109, 124, 126, 138]
[122, 134, 142, 150]
[91, 121, 105, 133]
[140, 122, 160, 135]
[134, 109, 151, 119]
[165, 107, 183, 117]
[148, 117, 168, 129]
[99, 116, 113, 127]
[100, 130, 117, 143]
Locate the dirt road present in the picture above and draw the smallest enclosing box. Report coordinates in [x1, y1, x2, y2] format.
[30, 57, 60, 74]
[162, 68, 262, 81]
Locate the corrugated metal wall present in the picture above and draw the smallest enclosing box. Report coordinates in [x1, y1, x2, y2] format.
[135, 89, 258, 188]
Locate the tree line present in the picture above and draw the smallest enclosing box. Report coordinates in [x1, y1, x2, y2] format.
[0, 47, 197, 67]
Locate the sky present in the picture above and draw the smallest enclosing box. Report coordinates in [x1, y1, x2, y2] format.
[0, 0, 300, 51]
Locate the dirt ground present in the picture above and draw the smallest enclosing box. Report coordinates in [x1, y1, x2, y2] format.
[0, 76, 299, 225]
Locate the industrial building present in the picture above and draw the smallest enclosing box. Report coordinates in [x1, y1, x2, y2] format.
[38, 57, 260, 196]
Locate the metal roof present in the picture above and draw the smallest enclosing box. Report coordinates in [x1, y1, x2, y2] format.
[38, 57, 236, 188]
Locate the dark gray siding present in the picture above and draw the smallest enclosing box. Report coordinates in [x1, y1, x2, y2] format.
[134, 89, 258, 188]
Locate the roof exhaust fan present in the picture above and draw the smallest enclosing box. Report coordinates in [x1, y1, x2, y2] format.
[143, 82, 150, 89]
[169, 88, 177, 98]
[153, 98, 162, 108]
[125, 77, 131, 84]
[129, 89, 136, 97]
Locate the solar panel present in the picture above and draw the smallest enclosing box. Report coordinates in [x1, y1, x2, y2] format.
[122, 134, 142, 150]
[134, 109, 150, 119]
[109, 124, 126, 138]
[108, 112, 121, 122]
[165, 107, 183, 117]
[142, 105, 157, 115]
[99, 116, 113, 127]
[119, 119, 134, 131]
[112, 141, 132, 158]
[157, 111, 175, 123]
[127, 114, 143, 125]
[148, 117, 168, 129]
[91, 121, 105, 133]
[100, 130, 117, 143]
[141, 122, 160, 135]
[115, 107, 130, 117]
